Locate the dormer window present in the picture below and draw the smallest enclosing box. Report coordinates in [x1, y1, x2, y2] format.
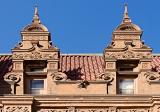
[24, 60, 47, 94]
[24, 60, 47, 74]
[116, 60, 138, 94]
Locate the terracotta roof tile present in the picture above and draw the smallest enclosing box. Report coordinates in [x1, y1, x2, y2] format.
[0, 55, 12, 79]
[60, 55, 104, 80]
[1, 54, 160, 80]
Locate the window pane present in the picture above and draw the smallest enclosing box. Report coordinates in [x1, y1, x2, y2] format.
[119, 79, 134, 94]
[30, 80, 44, 89]
[30, 68, 44, 72]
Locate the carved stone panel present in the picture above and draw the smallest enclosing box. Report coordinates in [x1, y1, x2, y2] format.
[12, 52, 58, 60]
[106, 62, 115, 69]
[23, 36, 48, 41]
[37, 108, 151, 112]
[4, 106, 30, 112]
[141, 62, 151, 70]
[117, 108, 151, 112]
[115, 35, 140, 40]
[37, 108, 111, 112]
[37, 109, 69, 112]
[105, 51, 151, 59]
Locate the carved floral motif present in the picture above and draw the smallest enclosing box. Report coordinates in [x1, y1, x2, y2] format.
[12, 52, 57, 60]
[5, 106, 30, 112]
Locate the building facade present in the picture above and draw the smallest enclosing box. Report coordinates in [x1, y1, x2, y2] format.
[0, 5, 160, 112]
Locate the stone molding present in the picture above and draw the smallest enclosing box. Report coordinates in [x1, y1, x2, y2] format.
[1, 95, 160, 112]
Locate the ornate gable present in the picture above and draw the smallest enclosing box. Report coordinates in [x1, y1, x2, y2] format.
[4, 7, 60, 95]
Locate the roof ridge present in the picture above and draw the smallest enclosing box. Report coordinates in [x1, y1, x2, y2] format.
[152, 54, 160, 56]
[0, 53, 12, 56]
[61, 53, 103, 56]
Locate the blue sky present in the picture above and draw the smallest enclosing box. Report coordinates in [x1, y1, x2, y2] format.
[0, 0, 159, 53]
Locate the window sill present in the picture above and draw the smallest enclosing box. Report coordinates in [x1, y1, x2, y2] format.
[25, 72, 47, 75]
[117, 71, 139, 75]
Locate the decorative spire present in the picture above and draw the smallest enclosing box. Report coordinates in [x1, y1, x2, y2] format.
[122, 4, 132, 23]
[32, 6, 41, 24]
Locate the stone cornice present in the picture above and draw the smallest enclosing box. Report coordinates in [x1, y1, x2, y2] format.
[33, 95, 157, 107]
[113, 31, 143, 35]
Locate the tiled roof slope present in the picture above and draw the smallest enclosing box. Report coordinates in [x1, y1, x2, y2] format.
[0, 55, 12, 79]
[0, 54, 160, 80]
[60, 54, 104, 80]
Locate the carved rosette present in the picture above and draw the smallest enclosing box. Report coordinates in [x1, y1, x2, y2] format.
[99, 72, 114, 83]
[144, 71, 160, 83]
[5, 106, 30, 112]
[12, 52, 58, 60]
[51, 72, 67, 81]
[105, 51, 152, 59]
[4, 72, 21, 83]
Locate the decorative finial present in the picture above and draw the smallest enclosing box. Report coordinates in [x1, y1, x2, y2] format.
[122, 4, 131, 23]
[32, 6, 41, 24]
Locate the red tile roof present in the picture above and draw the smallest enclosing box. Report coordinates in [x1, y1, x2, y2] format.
[0, 55, 12, 79]
[0, 54, 160, 80]
[60, 54, 104, 80]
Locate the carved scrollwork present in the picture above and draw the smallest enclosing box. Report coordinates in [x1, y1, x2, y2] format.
[117, 108, 151, 112]
[99, 72, 114, 83]
[37, 108, 151, 112]
[12, 52, 57, 60]
[5, 106, 30, 112]
[105, 51, 152, 59]
[52, 72, 67, 81]
[144, 71, 160, 83]
[4, 73, 21, 83]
